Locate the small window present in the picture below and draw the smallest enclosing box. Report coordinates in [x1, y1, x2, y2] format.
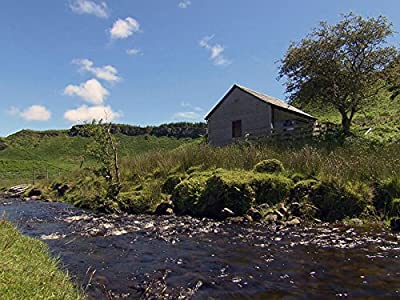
[232, 120, 242, 138]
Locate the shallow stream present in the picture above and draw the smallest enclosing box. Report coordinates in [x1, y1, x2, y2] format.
[1, 198, 399, 299]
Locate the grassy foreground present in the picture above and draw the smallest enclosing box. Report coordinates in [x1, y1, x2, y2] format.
[0, 220, 85, 300]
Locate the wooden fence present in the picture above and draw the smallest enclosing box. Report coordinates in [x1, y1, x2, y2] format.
[235, 121, 338, 143]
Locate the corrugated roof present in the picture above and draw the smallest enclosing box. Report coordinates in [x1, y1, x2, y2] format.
[205, 84, 316, 120]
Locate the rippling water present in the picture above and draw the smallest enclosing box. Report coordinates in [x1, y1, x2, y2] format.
[1, 198, 399, 299]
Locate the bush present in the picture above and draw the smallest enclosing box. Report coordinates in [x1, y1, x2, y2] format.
[251, 174, 293, 205]
[373, 176, 400, 214]
[290, 178, 372, 221]
[254, 159, 284, 173]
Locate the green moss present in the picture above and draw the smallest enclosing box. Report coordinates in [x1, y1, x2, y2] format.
[254, 159, 284, 173]
[161, 173, 187, 194]
[199, 171, 255, 218]
[290, 178, 373, 221]
[172, 175, 208, 215]
[251, 173, 293, 205]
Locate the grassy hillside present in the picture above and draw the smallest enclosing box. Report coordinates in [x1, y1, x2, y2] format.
[298, 90, 400, 143]
[0, 129, 195, 185]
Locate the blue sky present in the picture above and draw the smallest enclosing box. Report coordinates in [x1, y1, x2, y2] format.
[1, 0, 399, 136]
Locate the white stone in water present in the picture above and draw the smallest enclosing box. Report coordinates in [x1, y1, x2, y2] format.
[40, 233, 66, 240]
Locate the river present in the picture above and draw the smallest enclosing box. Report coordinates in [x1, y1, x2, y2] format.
[1, 198, 399, 299]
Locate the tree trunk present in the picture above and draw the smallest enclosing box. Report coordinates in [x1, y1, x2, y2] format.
[341, 113, 352, 135]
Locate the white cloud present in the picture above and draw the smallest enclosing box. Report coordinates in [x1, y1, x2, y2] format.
[110, 17, 140, 39]
[199, 35, 232, 67]
[178, 0, 191, 8]
[126, 48, 141, 56]
[64, 79, 109, 105]
[8, 105, 51, 122]
[173, 111, 201, 120]
[173, 102, 204, 120]
[64, 105, 121, 123]
[73, 59, 120, 83]
[69, 0, 109, 18]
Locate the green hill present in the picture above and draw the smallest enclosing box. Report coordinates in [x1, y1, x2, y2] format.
[0, 124, 204, 185]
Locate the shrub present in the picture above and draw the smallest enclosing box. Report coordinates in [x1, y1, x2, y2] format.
[289, 179, 320, 203]
[254, 159, 284, 173]
[251, 174, 293, 205]
[161, 173, 187, 194]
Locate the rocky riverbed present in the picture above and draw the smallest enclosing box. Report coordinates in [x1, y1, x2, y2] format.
[1, 197, 399, 299]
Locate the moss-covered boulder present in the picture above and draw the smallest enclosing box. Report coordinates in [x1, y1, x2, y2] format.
[172, 169, 293, 219]
[172, 174, 209, 215]
[254, 159, 284, 173]
[199, 171, 255, 219]
[251, 173, 293, 205]
[291, 178, 372, 222]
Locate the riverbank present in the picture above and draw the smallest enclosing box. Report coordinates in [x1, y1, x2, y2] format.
[0, 219, 84, 299]
[13, 141, 398, 231]
[1, 197, 399, 299]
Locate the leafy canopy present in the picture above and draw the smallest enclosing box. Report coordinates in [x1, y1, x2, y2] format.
[279, 13, 398, 133]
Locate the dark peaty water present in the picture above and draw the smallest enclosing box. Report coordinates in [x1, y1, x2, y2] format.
[1, 198, 399, 299]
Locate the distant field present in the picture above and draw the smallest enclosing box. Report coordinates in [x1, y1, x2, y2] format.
[0, 130, 194, 186]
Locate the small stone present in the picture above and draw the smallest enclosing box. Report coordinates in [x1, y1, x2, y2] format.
[264, 213, 278, 223]
[227, 216, 245, 224]
[275, 210, 285, 220]
[155, 201, 174, 215]
[220, 208, 235, 219]
[244, 214, 253, 222]
[286, 217, 302, 226]
[30, 196, 40, 201]
[165, 208, 174, 215]
[278, 204, 289, 218]
[247, 207, 262, 221]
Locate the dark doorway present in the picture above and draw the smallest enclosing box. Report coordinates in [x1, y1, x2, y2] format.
[232, 120, 242, 138]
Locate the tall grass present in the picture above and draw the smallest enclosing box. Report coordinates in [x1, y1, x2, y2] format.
[120, 142, 400, 184]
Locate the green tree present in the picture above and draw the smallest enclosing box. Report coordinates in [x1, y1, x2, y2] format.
[387, 55, 400, 100]
[81, 120, 121, 200]
[279, 13, 398, 134]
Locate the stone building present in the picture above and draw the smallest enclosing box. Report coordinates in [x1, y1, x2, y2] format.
[205, 84, 316, 146]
